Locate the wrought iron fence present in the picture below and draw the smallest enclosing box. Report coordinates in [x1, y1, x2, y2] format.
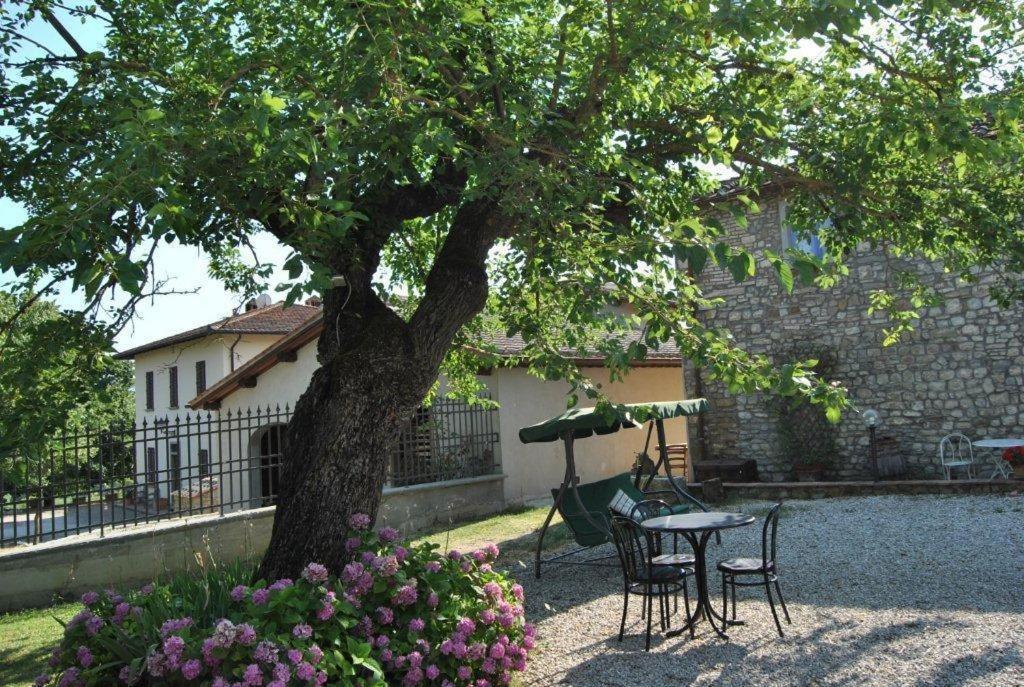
[0, 397, 499, 547]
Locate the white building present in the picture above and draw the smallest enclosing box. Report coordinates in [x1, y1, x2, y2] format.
[116, 297, 689, 512]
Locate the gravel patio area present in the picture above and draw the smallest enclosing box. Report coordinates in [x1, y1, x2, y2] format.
[515, 494, 1024, 686]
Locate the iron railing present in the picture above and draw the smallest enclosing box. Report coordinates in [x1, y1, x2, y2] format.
[0, 398, 499, 547]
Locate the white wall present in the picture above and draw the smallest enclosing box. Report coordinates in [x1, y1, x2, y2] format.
[489, 366, 688, 505]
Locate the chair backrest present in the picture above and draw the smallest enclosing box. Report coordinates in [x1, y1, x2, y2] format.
[629, 498, 671, 523]
[761, 502, 783, 568]
[939, 433, 974, 466]
[609, 515, 654, 584]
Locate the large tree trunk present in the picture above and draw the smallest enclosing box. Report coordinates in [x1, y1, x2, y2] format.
[257, 201, 497, 580]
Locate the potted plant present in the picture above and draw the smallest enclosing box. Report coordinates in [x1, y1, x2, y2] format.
[1002, 447, 1024, 479]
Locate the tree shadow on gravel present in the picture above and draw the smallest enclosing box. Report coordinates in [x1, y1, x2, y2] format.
[547, 617, 981, 687]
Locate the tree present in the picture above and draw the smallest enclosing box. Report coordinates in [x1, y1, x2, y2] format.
[2, 0, 1022, 578]
[0, 290, 133, 491]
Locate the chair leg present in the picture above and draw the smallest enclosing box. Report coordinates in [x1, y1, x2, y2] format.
[721, 574, 729, 630]
[763, 578, 784, 638]
[683, 577, 694, 639]
[731, 577, 738, 621]
[664, 587, 672, 630]
[773, 579, 791, 624]
[645, 586, 654, 651]
[618, 587, 629, 642]
[658, 586, 667, 631]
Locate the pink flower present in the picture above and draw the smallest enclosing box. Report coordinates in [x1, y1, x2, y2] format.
[181, 659, 203, 680]
[348, 513, 372, 530]
[479, 609, 496, 625]
[301, 562, 329, 583]
[378, 526, 399, 543]
[485, 543, 499, 558]
[75, 646, 92, 668]
[489, 643, 506, 659]
[483, 581, 502, 598]
[230, 585, 249, 601]
[456, 617, 476, 635]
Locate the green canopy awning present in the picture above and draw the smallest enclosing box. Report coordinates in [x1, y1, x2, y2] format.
[518, 398, 709, 444]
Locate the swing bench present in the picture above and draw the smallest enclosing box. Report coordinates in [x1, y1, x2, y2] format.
[519, 398, 713, 578]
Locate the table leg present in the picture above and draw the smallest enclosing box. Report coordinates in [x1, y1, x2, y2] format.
[666, 530, 731, 639]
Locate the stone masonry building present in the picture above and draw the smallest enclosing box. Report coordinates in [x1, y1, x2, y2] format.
[683, 187, 1024, 481]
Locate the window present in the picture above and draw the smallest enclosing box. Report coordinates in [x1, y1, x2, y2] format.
[780, 201, 829, 259]
[145, 371, 155, 410]
[146, 447, 157, 482]
[198, 448, 211, 477]
[169, 442, 181, 492]
[169, 366, 179, 408]
[195, 360, 207, 394]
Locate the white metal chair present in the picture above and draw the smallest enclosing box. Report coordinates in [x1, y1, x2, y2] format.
[938, 434, 975, 480]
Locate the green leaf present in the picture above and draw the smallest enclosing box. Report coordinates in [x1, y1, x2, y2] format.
[260, 91, 287, 112]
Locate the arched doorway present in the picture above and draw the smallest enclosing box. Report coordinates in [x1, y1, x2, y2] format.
[249, 424, 285, 508]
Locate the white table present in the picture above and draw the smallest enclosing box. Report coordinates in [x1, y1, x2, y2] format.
[972, 438, 1023, 479]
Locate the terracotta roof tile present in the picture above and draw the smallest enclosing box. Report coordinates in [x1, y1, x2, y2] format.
[115, 302, 321, 359]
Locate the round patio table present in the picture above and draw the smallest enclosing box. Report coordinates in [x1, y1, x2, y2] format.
[972, 438, 1024, 479]
[641, 511, 755, 639]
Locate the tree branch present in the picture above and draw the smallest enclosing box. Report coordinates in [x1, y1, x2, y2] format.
[41, 9, 87, 59]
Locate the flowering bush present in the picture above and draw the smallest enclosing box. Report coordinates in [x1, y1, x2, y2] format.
[1002, 446, 1024, 467]
[38, 515, 534, 687]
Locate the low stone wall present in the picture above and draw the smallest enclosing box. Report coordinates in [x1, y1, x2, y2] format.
[704, 478, 1021, 501]
[0, 474, 505, 612]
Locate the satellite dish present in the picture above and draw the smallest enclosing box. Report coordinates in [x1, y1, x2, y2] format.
[254, 293, 272, 309]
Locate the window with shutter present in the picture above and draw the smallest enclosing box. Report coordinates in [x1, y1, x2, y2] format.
[169, 366, 179, 408]
[145, 371, 154, 410]
[195, 360, 207, 394]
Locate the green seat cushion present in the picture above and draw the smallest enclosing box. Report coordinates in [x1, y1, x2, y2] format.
[553, 473, 689, 546]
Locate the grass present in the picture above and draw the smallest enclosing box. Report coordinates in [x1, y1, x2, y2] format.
[0, 506, 564, 687]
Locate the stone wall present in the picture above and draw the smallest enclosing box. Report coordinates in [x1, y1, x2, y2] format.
[684, 192, 1024, 481]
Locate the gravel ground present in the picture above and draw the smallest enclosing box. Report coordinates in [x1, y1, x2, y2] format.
[514, 494, 1024, 687]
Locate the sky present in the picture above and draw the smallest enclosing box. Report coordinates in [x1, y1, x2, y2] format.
[0, 9, 293, 353]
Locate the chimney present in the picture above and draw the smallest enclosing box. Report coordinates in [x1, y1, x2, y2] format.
[305, 296, 322, 307]
[244, 299, 257, 312]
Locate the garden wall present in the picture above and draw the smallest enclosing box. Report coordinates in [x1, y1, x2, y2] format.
[0, 474, 505, 612]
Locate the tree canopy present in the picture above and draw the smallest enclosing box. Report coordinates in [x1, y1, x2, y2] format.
[3, 0, 1023, 418]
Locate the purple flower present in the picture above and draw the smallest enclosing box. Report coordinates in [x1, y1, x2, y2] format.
[301, 562, 329, 583]
[145, 652, 166, 678]
[395, 546, 409, 562]
[375, 634, 390, 648]
[84, 615, 104, 636]
[344, 536, 362, 552]
[75, 646, 92, 668]
[473, 549, 489, 563]
[112, 602, 131, 626]
[377, 555, 400, 577]
[485, 543, 499, 558]
[231, 585, 249, 601]
[483, 581, 502, 599]
[295, 662, 316, 681]
[427, 591, 439, 609]
[348, 512, 371, 530]
[160, 617, 193, 637]
[425, 561, 441, 573]
[376, 606, 394, 625]
[457, 666, 472, 680]
[139, 583, 154, 596]
[80, 591, 99, 606]
[317, 601, 335, 621]
[163, 635, 185, 659]
[33, 675, 50, 687]
[57, 668, 80, 687]
[378, 526, 400, 543]
[237, 623, 257, 645]
[181, 659, 203, 680]
[447, 550, 462, 560]
[409, 617, 425, 632]
[254, 641, 278, 664]
[243, 663, 263, 686]
[268, 578, 293, 591]
[426, 665, 440, 680]
[479, 609, 496, 625]
[392, 583, 418, 606]
[308, 644, 323, 664]
[273, 662, 291, 681]
[252, 588, 270, 605]
[456, 617, 476, 635]
[292, 623, 313, 639]
[287, 649, 303, 665]
[118, 665, 139, 686]
[342, 562, 365, 584]
[489, 643, 506, 659]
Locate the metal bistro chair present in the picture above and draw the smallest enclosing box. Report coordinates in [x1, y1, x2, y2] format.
[717, 502, 791, 638]
[609, 516, 693, 651]
[939, 433, 975, 480]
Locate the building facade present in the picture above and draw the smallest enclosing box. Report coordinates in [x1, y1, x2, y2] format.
[685, 190, 1024, 481]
